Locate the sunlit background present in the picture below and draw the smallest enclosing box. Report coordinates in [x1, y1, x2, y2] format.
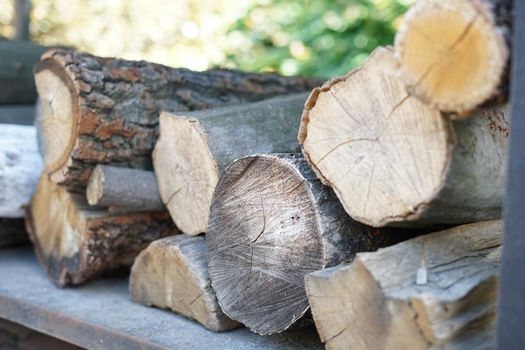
[0, 0, 415, 77]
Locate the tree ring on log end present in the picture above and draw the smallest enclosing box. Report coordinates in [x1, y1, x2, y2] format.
[299, 47, 453, 227]
[206, 154, 324, 335]
[395, 0, 508, 114]
[34, 59, 79, 174]
[153, 112, 219, 235]
[86, 165, 105, 206]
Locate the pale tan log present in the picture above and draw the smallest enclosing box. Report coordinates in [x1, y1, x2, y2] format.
[395, 0, 512, 115]
[299, 47, 508, 228]
[305, 220, 502, 350]
[26, 174, 178, 287]
[130, 235, 239, 332]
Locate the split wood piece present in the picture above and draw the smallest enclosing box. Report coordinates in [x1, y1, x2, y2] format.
[34, 49, 322, 190]
[86, 165, 164, 212]
[206, 153, 399, 335]
[0, 219, 28, 248]
[26, 174, 178, 287]
[0, 124, 43, 218]
[130, 235, 240, 332]
[306, 219, 502, 350]
[395, 0, 512, 115]
[153, 93, 308, 235]
[299, 47, 509, 228]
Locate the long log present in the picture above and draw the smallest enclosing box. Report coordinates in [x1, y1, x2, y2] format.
[26, 174, 178, 287]
[299, 47, 508, 228]
[0, 39, 49, 104]
[153, 93, 308, 235]
[130, 235, 240, 332]
[0, 124, 43, 218]
[206, 153, 400, 335]
[86, 165, 163, 212]
[395, 0, 512, 115]
[305, 220, 502, 350]
[34, 49, 321, 190]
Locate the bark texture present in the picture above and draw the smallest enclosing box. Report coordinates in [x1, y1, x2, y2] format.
[306, 220, 502, 350]
[395, 0, 512, 115]
[86, 165, 163, 212]
[153, 93, 308, 235]
[130, 235, 240, 332]
[0, 124, 43, 218]
[206, 153, 399, 335]
[26, 174, 178, 287]
[34, 49, 322, 189]
[299, 47, 508, 228]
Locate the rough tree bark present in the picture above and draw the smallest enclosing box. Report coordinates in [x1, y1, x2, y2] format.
[26, 174, 178, 287]
[130, 235, 240, 332]
[395, 0, 512, 115]
[0, 39, 49, 104]
[34, 49, 322, 190]
[153, 93, 308, 235]
[206, 153, 401, 335]
[299, 47, 508, 228]
[86, 165, 163, 212]
[0, 124, 43, 218]
[306, 220, 502, 350]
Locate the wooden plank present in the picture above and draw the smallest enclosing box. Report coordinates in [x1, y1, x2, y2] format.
[0, 246, 322, 350]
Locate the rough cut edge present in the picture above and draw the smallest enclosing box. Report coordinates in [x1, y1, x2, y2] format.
[86, 165, 104, 205]
[394, 0, 509, 115]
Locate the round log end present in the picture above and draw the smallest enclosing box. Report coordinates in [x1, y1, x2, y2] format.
[34, 57, 78, 175]
[206, 154, 327, 335]
[86, 165, 104, 206]
[299, 47, 452, 227]
[395, 0, 508, 114]
[153, 113, 219, 235]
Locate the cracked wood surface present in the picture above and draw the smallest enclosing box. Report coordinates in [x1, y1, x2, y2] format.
[395, 0, 512, 115]
[299, 47, 508, 228]
[34, 49, 322, 190]
[206, 153, 399, 335]
[26, 174, 178, 287]
[153, 93, 308, 235]
[306, 220, 502, 350]
[130, 235, 240, 332]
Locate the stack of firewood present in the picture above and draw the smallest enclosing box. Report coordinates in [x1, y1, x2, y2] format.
[0, 0, 512, 347]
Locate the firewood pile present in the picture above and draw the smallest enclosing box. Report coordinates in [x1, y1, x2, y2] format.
[0, 0, 512, 348]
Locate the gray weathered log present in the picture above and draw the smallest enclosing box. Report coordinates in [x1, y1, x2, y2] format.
[153, 93, 308, 235]
[86, 165, 163, 212]
[130, 235, 240, 332]
[34, 49, 322, 190]
[299, 47, 508, 228]
[206, 153, 400, 335]
[0, 39, 49, 104]
[306, 220, 502, 350]
[0, 124, 43, 218]
[0, 218, 28, 248]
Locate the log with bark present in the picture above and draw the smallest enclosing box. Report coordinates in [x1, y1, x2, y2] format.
[0, 39, 49, 105]
[206, 153, 401, 335]
[305, 220, 502, 350]
[299, 47, 508, 228]
[153, 93, 308, 235]
[130, 235, 240, 332]
[0, 124, 43, 218]
[395, 0, 512, 115]
[26, 174, 178, 287]
[86, 165, 163, 212]
[34, 49, 322, 190]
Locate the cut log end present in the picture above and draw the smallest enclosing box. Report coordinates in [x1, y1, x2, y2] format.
[34, 59, 77, 173]
[153, 113, 219, 235]
[395, 0, 509, 114]
[86, 165, 104, 206]
[300, 47, 452, 227]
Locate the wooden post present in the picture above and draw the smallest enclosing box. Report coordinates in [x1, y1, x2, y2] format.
[153, 93, 308, 235]
[306, 220, 502, 350]
[130, 235, 240, 332]
[299, 47, 508, 228]
[206, 153, 400, 335]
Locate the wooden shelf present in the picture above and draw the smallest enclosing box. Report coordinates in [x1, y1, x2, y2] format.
[0, 246, 322, 350]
